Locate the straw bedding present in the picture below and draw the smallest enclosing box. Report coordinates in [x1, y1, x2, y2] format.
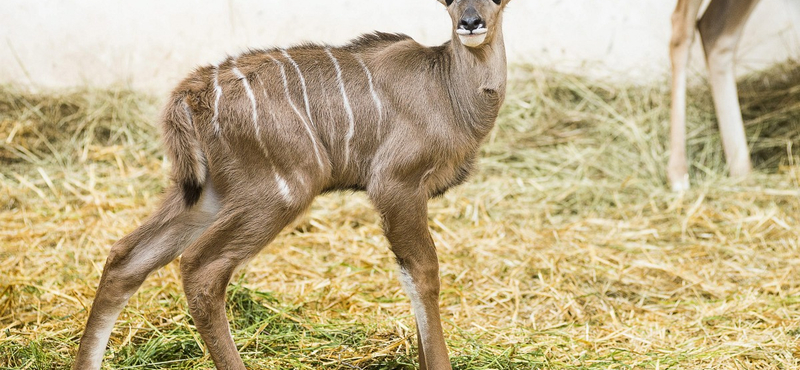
[1, 62, 799, 369]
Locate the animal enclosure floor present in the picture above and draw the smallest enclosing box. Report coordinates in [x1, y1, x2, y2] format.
[2, 63, 800, 369]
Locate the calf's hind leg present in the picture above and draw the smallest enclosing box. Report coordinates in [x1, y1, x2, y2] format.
[73, 186, 221, 370]
[179, 194, 312, 369]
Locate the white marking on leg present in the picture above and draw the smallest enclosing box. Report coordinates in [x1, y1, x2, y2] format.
[281, 49, 317, 129]
[326, 48, 356, 171]
[84, 300, 128, 369]
[267, 55, 326, 171]
[355, 55, 383, 138]
[211, 64, 224, 136]
[399, 267, 430, 340]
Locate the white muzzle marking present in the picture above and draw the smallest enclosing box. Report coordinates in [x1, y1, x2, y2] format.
[457, 27, 488, 47]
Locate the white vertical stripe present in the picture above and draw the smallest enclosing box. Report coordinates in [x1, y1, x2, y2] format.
[275, 173, 293, 203]
[232, 66, 260, 138]
[234, 63, 287, 188]
[355, 55, 383, 138]
[281, 49, 317, 129]
[252, 74, 279, 163]
[267, 55, 326, 171]
[212, 64, 223, 136]
[326, 48, 356, 171]
[252, 74, 294, 204]
[236, 65, 279, 168]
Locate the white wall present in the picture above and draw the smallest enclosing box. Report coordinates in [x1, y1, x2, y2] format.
[2, 0, 799, 93]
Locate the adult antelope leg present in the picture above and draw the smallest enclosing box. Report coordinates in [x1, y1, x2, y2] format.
[370, 184, 451, 370]
[73, 186, 220, 370]
[668, 0, 704, 191]
[179, 193, 312, 369]
[699, 0, 761, 178]
[668, 0, 762, 190]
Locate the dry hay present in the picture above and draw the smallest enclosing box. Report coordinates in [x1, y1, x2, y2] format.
[1, 62, 800, 369]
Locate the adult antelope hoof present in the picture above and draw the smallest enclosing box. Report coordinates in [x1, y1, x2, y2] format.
[669, 173, 690, 192]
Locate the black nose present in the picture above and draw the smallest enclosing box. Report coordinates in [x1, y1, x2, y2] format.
[459, 8, 484, 32]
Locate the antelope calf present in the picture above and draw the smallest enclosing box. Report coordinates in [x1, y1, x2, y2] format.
[668, 0, 761, 191]
[73, 1, 511, 369]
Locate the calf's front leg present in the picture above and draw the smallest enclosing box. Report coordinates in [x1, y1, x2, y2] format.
[370, 184, 452, 370]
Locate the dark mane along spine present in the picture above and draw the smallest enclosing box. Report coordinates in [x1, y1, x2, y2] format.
[344, 32, 412, 51]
